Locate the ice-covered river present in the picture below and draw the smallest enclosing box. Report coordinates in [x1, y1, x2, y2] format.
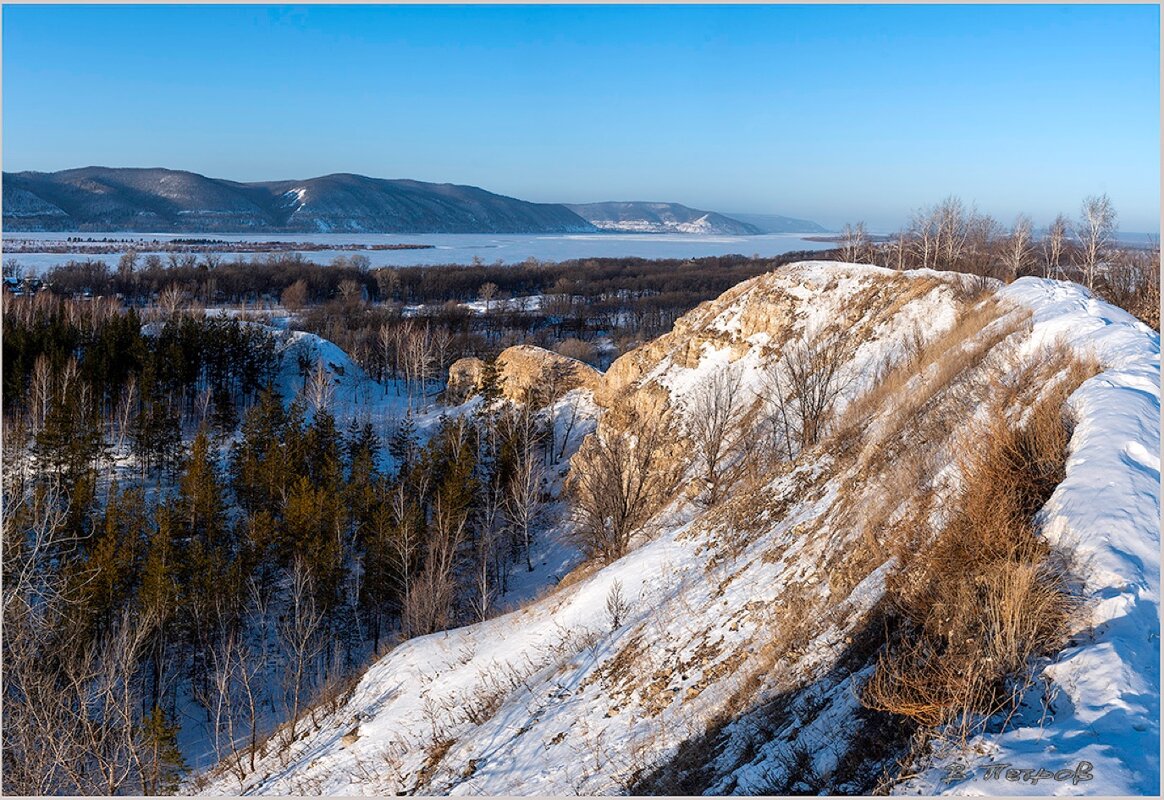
[2, 231, 836, 272]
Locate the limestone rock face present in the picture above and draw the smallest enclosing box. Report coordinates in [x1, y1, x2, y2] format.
[446, 357, 486, 401]
[494, 345, 602, 402]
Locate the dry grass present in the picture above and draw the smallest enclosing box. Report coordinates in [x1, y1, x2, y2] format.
[837, 296, 1030, 467]
[862, 346, 1098, 734]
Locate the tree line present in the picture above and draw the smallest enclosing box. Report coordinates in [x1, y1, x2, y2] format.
[837, 194, 1159, 328]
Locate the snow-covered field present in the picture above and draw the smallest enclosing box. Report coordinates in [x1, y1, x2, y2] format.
[191, 263, 1159, 797]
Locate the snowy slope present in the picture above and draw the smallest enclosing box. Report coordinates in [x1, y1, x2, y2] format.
[193, 264, 1159, 796]
[898, 279, 1160, 796]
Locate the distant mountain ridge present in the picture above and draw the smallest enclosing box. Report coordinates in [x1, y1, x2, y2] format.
[565, 201, 764, 235]
[723, 211, 830, 234]
[2, 168, 597, 234]
[2, 167, 826, 236]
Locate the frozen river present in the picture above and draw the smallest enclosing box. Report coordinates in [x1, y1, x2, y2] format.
[2, 231, 836, 272]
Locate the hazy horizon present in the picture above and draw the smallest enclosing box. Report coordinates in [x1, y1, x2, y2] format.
[3, 4, 1159, 231]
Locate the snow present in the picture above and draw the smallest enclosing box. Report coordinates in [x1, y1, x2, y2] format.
[458, 294, 547, 315]
[192, 266, 1159, 797]
[898, 278, 1160, 796]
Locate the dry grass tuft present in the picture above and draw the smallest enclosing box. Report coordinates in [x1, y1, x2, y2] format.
[863, 345, 1098, 734]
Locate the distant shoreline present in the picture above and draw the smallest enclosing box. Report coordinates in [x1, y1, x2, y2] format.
[2, 237, 435, 255]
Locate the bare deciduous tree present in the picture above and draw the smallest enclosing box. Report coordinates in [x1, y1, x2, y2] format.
[605, 579, 631, 631]
[405, 494, 467, 636]
[506, 433, 544, 572]
[935, 195, 971, 270]
[278, 559, 325, 744]
[158, 284, 184, 318]
[1075, 194, 1118, 290]
[304, 360, 335, 415]
[478, 282, 499, 315]
[684, 368, 748, 506]
[338, 279, 364, 305]
[1001, 214, 1033, 281]
[281, 279, 309, 312]
[840, 221, 870, 263]
[1042, 213, 1069, 279]
[759, 330, 854, 460]
[568, 410, 680, 563]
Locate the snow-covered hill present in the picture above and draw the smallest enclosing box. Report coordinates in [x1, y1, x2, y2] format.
[566, 201, 766, 235]
[195, 263, 1159, 796]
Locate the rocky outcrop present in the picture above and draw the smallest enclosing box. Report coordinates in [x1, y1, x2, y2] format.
[494, 345, 602, 403]
[446, 357, 487, 402]
[445, 346, 603, 404]
[197, 262, 1160, 798]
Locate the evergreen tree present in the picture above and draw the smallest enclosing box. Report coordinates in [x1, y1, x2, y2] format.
[137, 705, 187, 795]
[67, 482, 145, 641]
[178, 429, 229, 552]
[140, 504, 180, 712]
[388, 414, 419, 473]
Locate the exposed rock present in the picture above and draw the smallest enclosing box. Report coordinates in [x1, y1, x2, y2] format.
[494, 345, 602, 403]
[446, 356, 486, 402]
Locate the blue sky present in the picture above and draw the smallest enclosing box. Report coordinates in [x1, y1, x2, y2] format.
[3, 4, 1159, 230]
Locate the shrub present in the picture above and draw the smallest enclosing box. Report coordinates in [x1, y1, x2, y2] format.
[862, 348, 1096, 734]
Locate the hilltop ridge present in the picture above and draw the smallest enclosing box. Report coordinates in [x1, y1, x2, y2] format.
[192, 262, 1160, 796]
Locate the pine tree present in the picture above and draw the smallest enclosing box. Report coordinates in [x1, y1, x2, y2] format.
[178, 429, 229, 552]
[209, 386, 237, 442]
[230, 387, 287, 512]
[68, 482, 145, 641]
[388, 413, 418, 473]
[137, 705, 187, 795]
[140, 504, 180, 712]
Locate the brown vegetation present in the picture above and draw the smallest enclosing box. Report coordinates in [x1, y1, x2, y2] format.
[567, 406, 682, 563]
[863, 348, 1097, 734]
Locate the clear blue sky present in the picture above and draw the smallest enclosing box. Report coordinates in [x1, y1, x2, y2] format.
[3, 4, 1159, 231]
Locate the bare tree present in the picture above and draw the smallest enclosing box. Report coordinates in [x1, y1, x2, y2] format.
[1001, 214, 1033, 281]
[375, 268, 401, 302]
[478, 282, 499, 315]
[1075, 194, 1118, 290]
[889, 230, 908, 271]
[281, 279, 309, 312]
[1042, 213, 1069, 278]
[405, 494, 468, 636]
[840, 221, 870, 263]
[759, 330, 854, 460]
[605, 579, 631, 631]
[27, 353, 53, 436]
[304, 360, 335, 416]
[568, 410, 680, 563]
[278, 559, 325, 744]
[473, 480, 504, 622]
[338, 279, 364, 305]
[908, 205, 941, 269]
[400, 322, 435, 411]
[430, 325, 454, 384]
[964, 211, 1002, 279]
[935, 196, 971, 270]
[158, 284, 184, 318]
[506, 434, 544, 572]
[386, 480, 422, 638]
[684, 368, 748, 506]
[238, 580, 271, 772]
[112, 375, 138, 453]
